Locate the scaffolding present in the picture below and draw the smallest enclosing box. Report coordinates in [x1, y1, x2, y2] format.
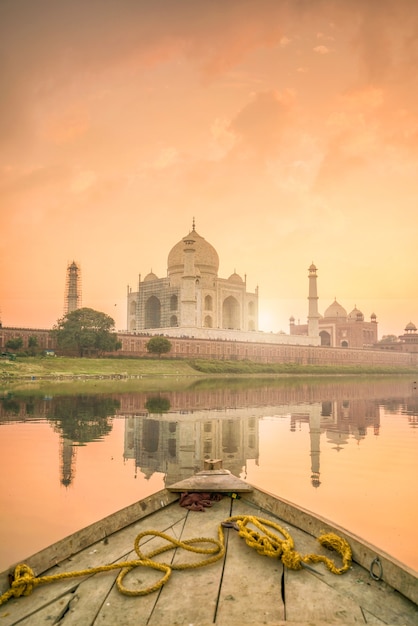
[64, 261, 82, 314]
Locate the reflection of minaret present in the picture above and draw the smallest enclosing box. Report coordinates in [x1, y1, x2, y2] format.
[60, 437, 77, 487]
[309, 404, 321, 487]
[307, 262, 320, 338]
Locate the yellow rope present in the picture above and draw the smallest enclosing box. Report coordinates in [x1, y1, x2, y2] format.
[227, 515, 352, 575]
[0, 515, 351, 607]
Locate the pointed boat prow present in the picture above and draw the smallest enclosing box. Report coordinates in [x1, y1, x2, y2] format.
[167, 459, 253, 493]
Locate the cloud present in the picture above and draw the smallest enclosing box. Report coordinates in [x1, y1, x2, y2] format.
[152, 147, 181, 170]
[229, 90, 295, 156]
[70, 170, 98, 193]
[313, 45, 330, 54]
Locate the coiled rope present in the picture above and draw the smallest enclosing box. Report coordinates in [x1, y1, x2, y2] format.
[0, 514, 351, 607]
[226, 515, 352, 575]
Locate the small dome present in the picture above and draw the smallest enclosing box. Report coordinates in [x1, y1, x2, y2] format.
[371, 312, 377, 320]
[324, 299, 347, 319]
[348, 306, 364, 321]
[144, 271, 158, 282]
[228, 271, 244, 284]
[405, 321, 417, 332]
[168, 228, 219, 277]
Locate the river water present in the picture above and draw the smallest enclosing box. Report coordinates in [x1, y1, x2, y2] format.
[0, 376, 417, 573]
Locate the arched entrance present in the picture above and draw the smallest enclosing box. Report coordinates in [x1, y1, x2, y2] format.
[222, 296, 240, 329]
[145, 296, 161, 328]
[320, 330, 331, 346]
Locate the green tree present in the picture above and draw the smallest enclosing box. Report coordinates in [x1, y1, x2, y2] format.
[5, 337, 23, 351]
[52, 308, 121, 357]
[145, 396, 171, 414]
[146, 336, 172, 358]
[28, 335, 39, 355]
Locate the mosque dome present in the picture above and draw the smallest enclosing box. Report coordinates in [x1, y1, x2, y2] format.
[324, 299, 347, 319]
[167, 227, 219, 277]
[348, 306, 364, 321]
[144, 271, 158, 282]
[228, 271, 244, 284]
[405, 321, 417, 332]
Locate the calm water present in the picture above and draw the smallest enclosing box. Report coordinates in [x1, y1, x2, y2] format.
[0, 377, 417, 573]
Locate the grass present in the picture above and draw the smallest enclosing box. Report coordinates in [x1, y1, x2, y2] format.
[0, 356, 200, 380]
[1, 355, 417, 382]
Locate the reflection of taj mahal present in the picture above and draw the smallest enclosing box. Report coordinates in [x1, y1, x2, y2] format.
[127, 220, 258, 333]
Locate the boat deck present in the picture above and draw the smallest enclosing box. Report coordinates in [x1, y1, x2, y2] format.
[0, 487, 417, 625]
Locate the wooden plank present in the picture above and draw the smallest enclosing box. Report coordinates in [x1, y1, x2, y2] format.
[92, 516, 188, 626]
[285, 568, 366, 624]
[168, 469, 253, 493]
[12, 590, 79, 626]
[0, 501, 185, 626]
[148, 495, 232, 625]
[242, 490, 418, 625]
[0, 489, 178, 591]
[245, 486, 418, 606]
[216, 497, 285, 625]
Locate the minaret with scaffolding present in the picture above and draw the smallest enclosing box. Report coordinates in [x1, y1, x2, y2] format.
[64, 261, 82, 314]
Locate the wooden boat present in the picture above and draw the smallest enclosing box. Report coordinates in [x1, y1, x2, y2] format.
[0, 461, 417, 625]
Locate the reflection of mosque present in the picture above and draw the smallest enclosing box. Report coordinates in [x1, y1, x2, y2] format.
[123, 412, 259, 485]
[1, 381, 416, 487]
[122, 395, 383, 489]
[290, 399, 381, 487]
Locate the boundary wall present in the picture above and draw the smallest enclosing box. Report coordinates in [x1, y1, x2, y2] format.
[117, 332, 418, 367]
[1, 327, 417, 368]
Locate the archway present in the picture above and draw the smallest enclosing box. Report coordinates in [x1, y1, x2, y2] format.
[145, 296, 161, 328]
[319, 330, 331, 346]
[204, 295, 213, 311]
[222, 296, 240, 329]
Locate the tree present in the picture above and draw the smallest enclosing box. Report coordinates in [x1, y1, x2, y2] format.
[145, 396, 171, 414]
[52, 308, 121, 357]
[146, 336, 172, 358]
[28, 335, 39, 355]
[5, 337, 23, 351]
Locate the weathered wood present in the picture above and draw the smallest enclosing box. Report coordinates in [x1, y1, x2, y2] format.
[0, 489, 178, 594]
[15, 590, 79, 626]
[0, 501, 185, 626]
[0, 476, 416, 626]
[216, 497, 285, 625]
[148, 496, 231, 625]
[93, 514, 191, 626]
[168, 469, 253, 492]
[285, 567, 366, 624]
[245, 486, 418, 606]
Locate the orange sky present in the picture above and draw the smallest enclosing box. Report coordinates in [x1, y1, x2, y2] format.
[1, 0, 417, 337]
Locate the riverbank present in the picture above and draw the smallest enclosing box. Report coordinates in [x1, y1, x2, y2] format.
[1, 355, 417, 382]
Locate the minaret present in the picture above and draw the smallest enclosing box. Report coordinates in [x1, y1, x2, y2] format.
[307, 262, 320, 338]
[64, 261, 82, 314]
[180, 222, 197, 327]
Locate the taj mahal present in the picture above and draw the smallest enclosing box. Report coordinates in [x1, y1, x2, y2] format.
[127, 220, 259, 336]
[126, 222, 379, 349]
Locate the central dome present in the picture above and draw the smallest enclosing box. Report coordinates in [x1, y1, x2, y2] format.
[324, 299, 347, 319]
[168, 229, 219, 277]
